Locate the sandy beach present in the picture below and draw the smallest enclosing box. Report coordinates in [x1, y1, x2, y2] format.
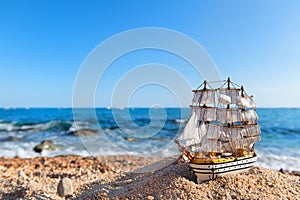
[0, 155, 299, 199]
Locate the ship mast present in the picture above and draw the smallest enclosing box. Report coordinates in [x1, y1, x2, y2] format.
[227, 77, 230, 89]
[241, 85, 245, 97]
[227, 77, 230, 109]
[203, 80, 207, 108]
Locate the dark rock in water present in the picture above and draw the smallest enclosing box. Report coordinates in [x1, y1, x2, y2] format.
[279, 168, 300, 176]
[57, 177, 73, 197]
[125, 137, 137, 142]
[33, 140, 56, 153]
[67, 129, 98, 136]
[55, 154, 81, 158]
[279, 168, 287, 174]
[0, 136, 24, 142]
[290, 170, 300, 176]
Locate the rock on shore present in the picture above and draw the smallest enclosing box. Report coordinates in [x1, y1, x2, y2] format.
[33, 140, 56, 153]
[0, 155, 299, 199]
[57, 177, 73, 197]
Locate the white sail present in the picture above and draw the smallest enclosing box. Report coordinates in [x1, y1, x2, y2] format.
[241, 110, 258, 122]
[222, 127, 243, 140]
[219, 130, 228, 141]
[192, 93, 199, 104]
[219, 88, 241, 104]
[240, 96, 256, 108]
[192, 90, 216, 105]
[201, 140, 222, 153]
[241, 125, 261, 137]
[196, 122, 207, 142]
[223, 140, 242, 150]
[223, 136, 260, 150]
[179, 110, 198, 141]
[217, 108, 241, 123]
[193, 107, 217, 121]
[185, 136, 198, 146]
[247, 136, 261, 149]
[219, 94, 231, 104]
[205, 124, 221, 140]
[240, 136, 261, 149]
[185, 122, 206, 146]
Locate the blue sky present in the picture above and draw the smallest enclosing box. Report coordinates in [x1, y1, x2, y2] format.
[0, 1, 299, 107]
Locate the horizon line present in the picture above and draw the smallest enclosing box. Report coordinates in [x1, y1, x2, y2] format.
[1, 106, 300, 109]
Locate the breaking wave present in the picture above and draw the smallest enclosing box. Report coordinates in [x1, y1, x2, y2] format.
[0, 120, 84, 133]
[256, 152, 300, 171]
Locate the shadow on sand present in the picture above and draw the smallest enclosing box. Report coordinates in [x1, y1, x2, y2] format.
[74, 159, 196, 199]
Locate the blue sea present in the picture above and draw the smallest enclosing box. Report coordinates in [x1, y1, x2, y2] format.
[0, 108, 299, 171]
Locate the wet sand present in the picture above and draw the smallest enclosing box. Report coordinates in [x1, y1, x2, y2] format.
[0, 155, 299, 199]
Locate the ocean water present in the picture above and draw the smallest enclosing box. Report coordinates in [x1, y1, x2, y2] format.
[0, 108, 299, 171]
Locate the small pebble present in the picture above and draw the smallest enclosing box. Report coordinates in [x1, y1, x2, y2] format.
[146, 195, 154, 200]
[57, 177, 73, 197]
[18, 171, 26, 178]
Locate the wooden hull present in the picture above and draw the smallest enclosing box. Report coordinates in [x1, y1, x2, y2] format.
[190, 155, 257, 183]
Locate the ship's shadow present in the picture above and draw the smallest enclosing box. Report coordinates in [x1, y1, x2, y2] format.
[74, 159, 197, 199]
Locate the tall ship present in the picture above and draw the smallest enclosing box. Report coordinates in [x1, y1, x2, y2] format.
[175, 77, 261, 183]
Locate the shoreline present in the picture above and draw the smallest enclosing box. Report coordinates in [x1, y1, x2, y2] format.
[0, 155, 299, 199]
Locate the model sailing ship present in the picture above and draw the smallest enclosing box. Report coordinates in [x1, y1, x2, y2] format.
[175, 77, 261, 183]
